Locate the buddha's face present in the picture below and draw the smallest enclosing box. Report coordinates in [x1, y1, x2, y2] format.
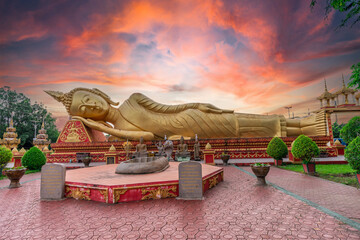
[140, 137, 144, 144]
[69, 90, 110, 120]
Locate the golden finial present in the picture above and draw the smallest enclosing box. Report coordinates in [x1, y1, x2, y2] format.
[10, 118, 13, 127]
[41, 119, 45, 129]
[324, 79, 328, 91]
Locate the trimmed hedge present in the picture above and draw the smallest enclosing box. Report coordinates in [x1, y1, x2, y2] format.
[266, 137, 288, 160]
[345, 136, 360, 173]
[0, 146, 12, 168]
[291, 135, 319, 163]
[21, 147, 46, 170]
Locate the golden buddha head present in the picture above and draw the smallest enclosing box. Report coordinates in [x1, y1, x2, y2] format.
[45, 88, 119, 120]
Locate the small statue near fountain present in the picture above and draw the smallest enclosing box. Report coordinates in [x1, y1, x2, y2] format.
[115, 136, 169, 174]
[156, 140, 166, 157]
[134, 136, 148, 159]
[193, 135, 201, 161]
[175, 136, 190, 162]
[163, 136, 174, 161]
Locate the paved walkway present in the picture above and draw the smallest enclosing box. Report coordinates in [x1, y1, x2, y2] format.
[258, 166, 360, 223]
[0, 166, 359, 239]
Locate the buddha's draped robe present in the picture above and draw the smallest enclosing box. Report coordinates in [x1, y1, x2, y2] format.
[119, 93, 284, 139]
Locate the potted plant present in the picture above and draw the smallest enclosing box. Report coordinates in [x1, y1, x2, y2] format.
[3, 166, 27, 188]
[220, 152, 230, 165]
[344, 136, 360, 186]
[0, 146, 12, 177]
[83, 156, 92, 167]
[291, 135, 319, 175]
[250, 162, 270, 185]
[266, 137, 288, 166]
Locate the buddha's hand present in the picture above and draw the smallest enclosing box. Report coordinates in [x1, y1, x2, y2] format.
[72, 116, 106, 131]
[198, 103, 234, 114]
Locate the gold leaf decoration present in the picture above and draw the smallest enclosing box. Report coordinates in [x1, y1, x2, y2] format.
[113, 189, 128, 203]
[141, 186, 177, 200]
[66, 187, 91, 200]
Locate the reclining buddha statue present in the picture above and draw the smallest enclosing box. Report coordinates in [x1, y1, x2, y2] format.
[45, 88, 327, 140]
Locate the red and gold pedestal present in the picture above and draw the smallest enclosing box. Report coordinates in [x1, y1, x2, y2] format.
[203, 149, 215, 165]
[335, 145, 346, 155]
[13, 154, 23, 167]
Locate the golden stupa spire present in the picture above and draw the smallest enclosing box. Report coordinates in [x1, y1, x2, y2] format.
[10, 118, 13, 127]
[324, 79, 328, 91]
[41, 119, 45, 129]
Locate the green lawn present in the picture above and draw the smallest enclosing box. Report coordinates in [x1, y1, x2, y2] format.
[279, 164, 359, 187]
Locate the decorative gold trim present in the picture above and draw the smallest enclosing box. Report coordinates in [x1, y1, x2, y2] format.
[141, 186, 177, 200]
[66, 187, 91, 200]
[208, 176, 218, 189]
[113, 189, 128, 203]
[99, 189, 109, 203]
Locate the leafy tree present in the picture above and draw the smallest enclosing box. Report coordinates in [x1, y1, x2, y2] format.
[0, 146, 12, 169]
[348, 62, 360, 89]
[21, 147, 46, 170]
[291, 135, 320, 163]
[345, 136, 360, 173]
[310, 0, 360, 89]
[266, 137, 288, 160]
[332, 122, 345, 138]
[0, 86, 59, 149]
[340, 116, 360, 144]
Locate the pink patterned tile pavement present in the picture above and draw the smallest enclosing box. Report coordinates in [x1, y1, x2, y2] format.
[249, 166, 360, 223]
[0, 166, 359, 239]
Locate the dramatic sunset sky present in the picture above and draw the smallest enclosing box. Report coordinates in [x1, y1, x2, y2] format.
[1, 0, 359, 126]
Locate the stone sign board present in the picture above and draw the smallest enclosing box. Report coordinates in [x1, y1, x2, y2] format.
[177, 161, 203, 200]
[41, 163, 66, 200]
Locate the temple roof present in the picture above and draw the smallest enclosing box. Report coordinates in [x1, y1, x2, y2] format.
[335, 75, 357, 95]
[317, 80, 336, 100]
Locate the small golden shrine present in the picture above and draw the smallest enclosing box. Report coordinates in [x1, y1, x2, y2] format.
[33, 121, 51, 150]
[334, 75, 357, 105]
[317, 80, 336, 107]
[0, 118, 21, 149]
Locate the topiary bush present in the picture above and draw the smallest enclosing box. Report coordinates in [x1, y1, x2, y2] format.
[21, 147, 46, 170]
[291, 135, 319, 164]
[0, 146, 12, 169]
[345, 136, 360, 173]
[266, 137, 288, 160]
[340, 116, 360, 144]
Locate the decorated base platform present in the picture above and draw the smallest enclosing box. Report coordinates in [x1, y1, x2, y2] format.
[65, 162, 223, 203]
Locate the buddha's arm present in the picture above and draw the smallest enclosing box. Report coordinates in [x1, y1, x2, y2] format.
[72, 116, 154, 140]
[130, 93, 234, 114]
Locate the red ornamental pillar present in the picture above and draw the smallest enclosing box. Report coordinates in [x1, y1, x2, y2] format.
[203, 143, 215, 165]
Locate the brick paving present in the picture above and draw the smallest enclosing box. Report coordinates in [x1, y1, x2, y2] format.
[0, 166, 359, 239]
[255, 166, 360, 223]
